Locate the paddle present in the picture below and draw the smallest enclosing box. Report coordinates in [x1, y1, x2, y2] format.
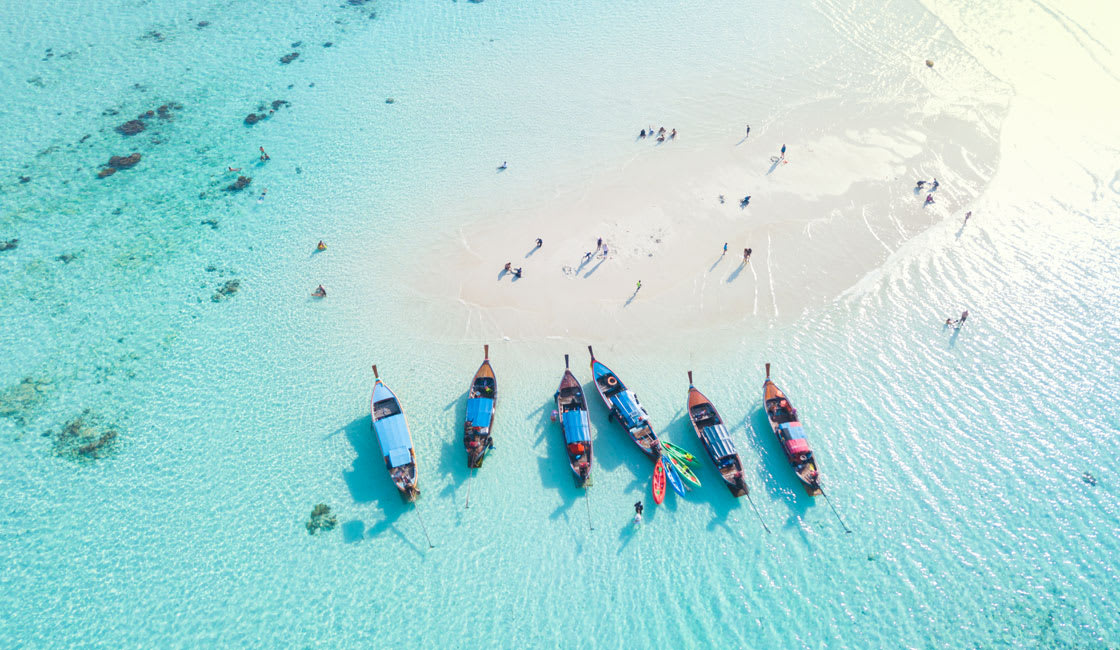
[413, 502, 436, 548]
[819, 487, 852, 534]
[745, 492, 771, 534]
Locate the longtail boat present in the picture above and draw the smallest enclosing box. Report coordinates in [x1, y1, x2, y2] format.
[587, 346, 661, 460]
[463, 345, 496, 468]
[763, 363, 822, 496]
[685, 371, 749, 497]
[370, 365, 419, 501]
[554, 354, 593, 486]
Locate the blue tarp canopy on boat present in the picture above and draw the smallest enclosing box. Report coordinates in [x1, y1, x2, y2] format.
[702, 424, 737, 459]
[374, 414, 414, 467]
[780, 422, 806, 439]
[562, 410, 590, 444]
[466, 397, 493, 429]
[610, 391, 644, 427]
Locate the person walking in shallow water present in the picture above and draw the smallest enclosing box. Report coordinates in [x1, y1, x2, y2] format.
[259, 146, 270, 161]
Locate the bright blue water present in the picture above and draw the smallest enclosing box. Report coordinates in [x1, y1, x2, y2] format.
[2, 0, 1118, 647]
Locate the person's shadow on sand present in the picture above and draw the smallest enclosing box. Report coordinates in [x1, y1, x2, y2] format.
[624, 286, 640, 307]
[728, 261, 747, 282]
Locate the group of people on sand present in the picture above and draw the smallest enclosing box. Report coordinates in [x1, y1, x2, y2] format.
[721, 243, 752, 262]
[944, 310, 968, 329]
[916, 177, 940, 205]
[639, 126, 677, 143]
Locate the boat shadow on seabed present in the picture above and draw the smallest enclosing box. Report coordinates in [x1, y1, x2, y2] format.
[532, 396, 590, 527]
[436, 391, 472, 501]
[743, 408, 817, 533]
[338, 415, 424, 555]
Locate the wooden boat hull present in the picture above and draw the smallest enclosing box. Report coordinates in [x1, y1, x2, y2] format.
[370, 372, 420, 501]
[464, 349, 497, 469]
[555, 366, 593, 486]
[588, 350, 661, 461]
[686, 378, 749, 498]
[763, 364, 822, 496]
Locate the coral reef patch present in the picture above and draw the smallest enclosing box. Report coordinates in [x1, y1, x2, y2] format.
[306, 504, 338, 535]
[51, 409, 120, 461]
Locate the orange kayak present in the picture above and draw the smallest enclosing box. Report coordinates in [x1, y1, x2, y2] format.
[652, 457, 666, 504]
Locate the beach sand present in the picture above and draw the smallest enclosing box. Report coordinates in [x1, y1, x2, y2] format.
[407, 102, 1000, 343]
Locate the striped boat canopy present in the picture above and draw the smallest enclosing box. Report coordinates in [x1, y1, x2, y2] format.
[466, 397, 493, 429]
[780, 422, 806, 439]
[562, 410, 591, 444]
[610, 391, 644, 427]
[702, 424, 737, 460]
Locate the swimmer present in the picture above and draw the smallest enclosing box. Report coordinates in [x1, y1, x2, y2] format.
[227, 166, 241, 172]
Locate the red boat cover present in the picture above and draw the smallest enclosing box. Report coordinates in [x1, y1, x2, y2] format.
[784, 438, 811, 455]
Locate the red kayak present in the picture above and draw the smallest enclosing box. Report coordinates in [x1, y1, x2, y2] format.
[652, 457, 666, 504]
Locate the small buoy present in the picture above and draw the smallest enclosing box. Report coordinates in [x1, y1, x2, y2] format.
[550, 410, 559, 422]
[925, 59, 934, 68]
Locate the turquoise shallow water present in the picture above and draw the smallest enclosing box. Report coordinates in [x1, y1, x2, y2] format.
[2, 0, 1119, 647]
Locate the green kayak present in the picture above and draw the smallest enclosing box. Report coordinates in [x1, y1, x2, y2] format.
[661, 441, 698, 465]
[666, 452, 701, 488]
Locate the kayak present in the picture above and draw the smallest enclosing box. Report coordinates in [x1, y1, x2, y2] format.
[664, 458, 687, 497]
[666, 453, 701, 488]
[652, 457, 666, 504]
[661, 441, 698, 465]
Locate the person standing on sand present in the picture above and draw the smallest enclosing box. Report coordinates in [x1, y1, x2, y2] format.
[636, 280, 642, 291]
[601, 244, 609, 258]
[596, 237, 603, 251]
[780, 144, 787, 158]
[723, 243, 728, 254]
[536, 238, 543, 248]
[743, 248, 752, 262]
[745, 125, 751, 138]
[504, 262, 511, 273]
[925, 194, 935, 205]
[964, 211, 972, 221]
